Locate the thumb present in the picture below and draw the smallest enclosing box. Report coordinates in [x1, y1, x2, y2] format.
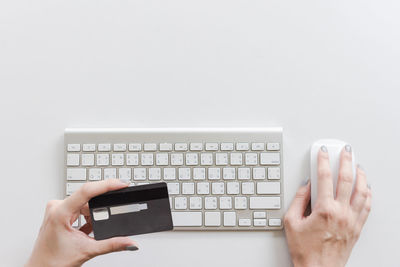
[286, 180, 311, 219]
[90, 237, 138, 257]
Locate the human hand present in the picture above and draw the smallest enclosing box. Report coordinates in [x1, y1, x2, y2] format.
[284, 145, 371, 267]
[26, 179, 138, 267]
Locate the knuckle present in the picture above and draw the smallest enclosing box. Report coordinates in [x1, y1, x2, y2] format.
[283, 214, 294, 228]
[365, 203, 372, 213]
[339, 171, 353, 184]
[316, 205, 335, 221]
[318, 168, 332, 180]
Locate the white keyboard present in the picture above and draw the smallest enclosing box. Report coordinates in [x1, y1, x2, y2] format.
[64, 128, 284, 230]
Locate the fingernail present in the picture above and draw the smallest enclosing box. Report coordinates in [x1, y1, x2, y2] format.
[345, 144, 352, 152]
[320, 145, 328, 152]
[126, 245, 139, 251]
[357, 164, 364, 171]
[303, 178, 310, 186]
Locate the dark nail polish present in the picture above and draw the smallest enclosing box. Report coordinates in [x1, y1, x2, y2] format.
[126, 245, 139, 251]
[345, 144, 352, 152]
[321, 145, 328, 152]
[303, 178, 310, 186]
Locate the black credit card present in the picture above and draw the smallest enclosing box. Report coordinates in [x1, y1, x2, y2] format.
[89, 182, 173, 240]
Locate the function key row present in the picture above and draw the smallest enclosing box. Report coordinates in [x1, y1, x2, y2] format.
[67, 142, 280, 152]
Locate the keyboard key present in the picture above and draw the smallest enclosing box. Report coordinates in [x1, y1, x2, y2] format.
[174, 197, 187, 209]
[234, 197, 247, 209]
[205, 197, 218, 209]
[81, 154, 94, 166]
[175, 143, 188, 151]
[205, 143, 218, 151]
[96, 154, 109, 166]
[224, 212, 236, 226]
[238, 168, 251, 180]
[159, 143, 172, 151]
[227, 182, 240, 195]
[104, 168, 116, 179]
[128, 143, 142, 151]
[221, 143, 234, 151]
[67, 154, 80, 166]
[216, 153, 228, 165]
[219, 197, 232, 209]
[171, 153, 184, 165]
[205, 212, 221, 226]
[249, 197, 281, 209]
[208, 168, 221, 180]
[260, 152, 280, 165]
[126, 154, 139, 166]
[133, 168, 146, 180]
[253, 211, 266, 218]
[223, 168, 235, 180]
[98, 144, 111, 152]
[178, 168, 191, 180]
[190, 143, 203, 151]
[118, 168, 131, 180]
[189, 197, 202, 209]
[141, 153, 154, 166]
[251, 143, 264, 151]
[88, 168, 101, 180]
[236, 143, 249, 151]
[267, 143, 280, 151]
[167, 183, 180, 195]
[230, 153, 243, 165]
[200, 153, 213, 165]
[163, 168, 176, 180]
[268, 167, 281, 180]
[82, 144, 96, 152]
[67, 144, 80, 152]
[256, 182, 280, 194]
[148, 168, 161, 180]
[253, 167, 266, 180]
[245, 153, 258, 165]
[185, 153, 198, 165]
[193, 168, 206, 180]
[111, 154, 124, 166]
[242, 182, 255, 194]
[172, 212, 202, 226]
[66, 182, 85, 195]
[67, 168, 86, 181]
[269, 218, 282, 226]
[144, 143, 157, 151]
[254, 219, 267, 226]
[182, 183, 195, 194]
[212, 182, 225, 194]
[113, 144, 126, 151]
[156, 153, 169, 166]
[197, 182, 210, 194]
[239, 218, 251, 226]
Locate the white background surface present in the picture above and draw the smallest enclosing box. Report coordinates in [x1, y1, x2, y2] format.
[1, 0, 399, 266]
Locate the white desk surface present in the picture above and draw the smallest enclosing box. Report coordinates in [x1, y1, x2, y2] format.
[1, 0, 399, 266]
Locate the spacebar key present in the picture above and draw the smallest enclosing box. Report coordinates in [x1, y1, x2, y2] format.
[172, 212, 202, 226]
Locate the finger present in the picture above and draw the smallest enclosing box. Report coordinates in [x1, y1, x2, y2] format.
[358, 188, 372, 227]
[80, 204, 90, 216]
[350, 165, 368, 213]
[90, 237, 138, 256]
[79, 222, 93, 235]
[317, 146, 334, 202]
[336, 145, 354, 203]
[286, 180, 311, 219]
[63, 179, 129, 213]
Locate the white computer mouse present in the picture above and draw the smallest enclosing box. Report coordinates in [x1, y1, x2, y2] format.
[310, 139, 356, 209]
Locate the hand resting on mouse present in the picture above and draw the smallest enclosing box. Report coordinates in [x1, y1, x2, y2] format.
[284, 145, 371, 267]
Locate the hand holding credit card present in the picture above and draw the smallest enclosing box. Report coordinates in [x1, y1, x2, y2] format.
[89, 182, 173, 240]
